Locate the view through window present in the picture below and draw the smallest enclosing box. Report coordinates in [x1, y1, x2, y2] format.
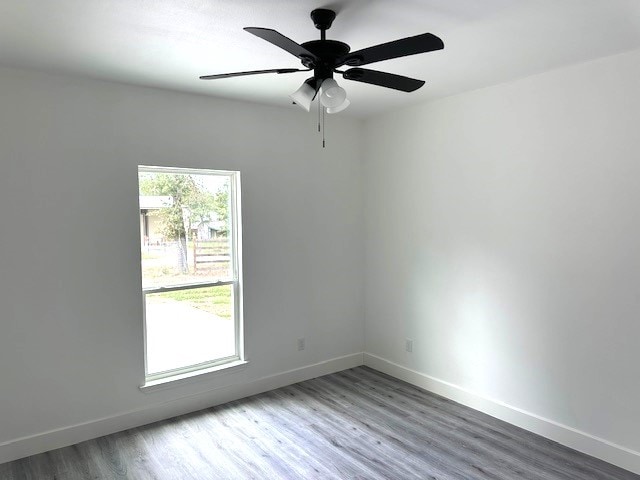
[138, 166, 242, 381]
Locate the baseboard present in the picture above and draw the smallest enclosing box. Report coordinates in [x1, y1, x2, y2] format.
[7, 352, 638, 475]
[363, 353, 640, 475]
[0, 352, 364, 465]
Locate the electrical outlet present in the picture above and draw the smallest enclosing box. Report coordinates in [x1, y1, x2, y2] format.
[405, 339, 413, 353]
[297, 338, 306, 351]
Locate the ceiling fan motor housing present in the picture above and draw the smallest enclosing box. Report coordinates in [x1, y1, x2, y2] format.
[301, 39, 350, 78]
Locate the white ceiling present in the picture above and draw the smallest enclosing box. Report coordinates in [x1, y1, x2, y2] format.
[2, 0, 640, 118]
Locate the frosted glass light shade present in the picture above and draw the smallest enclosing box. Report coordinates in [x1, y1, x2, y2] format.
[326, 99, 350, 114]
[320, 78, 347, 108]
[289, 82, 316, 112]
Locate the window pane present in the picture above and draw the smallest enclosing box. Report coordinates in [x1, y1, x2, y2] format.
[139, 172, 232, 288]
[145, 285, 236, 375]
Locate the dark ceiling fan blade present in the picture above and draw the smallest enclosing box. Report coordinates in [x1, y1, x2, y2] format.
[337, 33, 443, 67]
[244, 27, 318, 63]
[199, 68, 307, 80]
[341, 68, 425, 92]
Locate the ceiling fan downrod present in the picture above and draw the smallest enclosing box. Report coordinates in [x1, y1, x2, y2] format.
[310, 8, 336, 41]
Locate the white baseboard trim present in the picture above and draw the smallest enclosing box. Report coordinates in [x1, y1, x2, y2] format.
[0, 352, 364, 465]
[6, 352, 638, 475]
[363, 353, 640, 475]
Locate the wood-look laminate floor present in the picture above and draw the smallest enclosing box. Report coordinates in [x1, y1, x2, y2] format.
[1, 367, 638, 480]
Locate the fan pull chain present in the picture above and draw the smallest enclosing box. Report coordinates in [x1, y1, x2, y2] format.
[322, 105, 326, 148]
[317, 100, 326, 148]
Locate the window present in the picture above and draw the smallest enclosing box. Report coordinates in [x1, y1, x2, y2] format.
[138, 166, 243, 384]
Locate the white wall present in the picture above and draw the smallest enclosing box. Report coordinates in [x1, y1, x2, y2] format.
[364, 49, 640, 468]
[4, 45, 640, 473]
[0, 67, 364, 461]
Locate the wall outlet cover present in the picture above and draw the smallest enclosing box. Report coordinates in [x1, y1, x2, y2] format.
[405, 339, 413, 353]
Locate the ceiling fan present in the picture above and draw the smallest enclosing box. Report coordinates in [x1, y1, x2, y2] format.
[200, 8, 444, 114]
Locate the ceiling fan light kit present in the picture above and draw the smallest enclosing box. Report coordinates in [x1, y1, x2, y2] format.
[200, 8, 444, 145]
[289, 78, 319, 112]
[319, 78, 347, 109]
[326, 98, 351, 115]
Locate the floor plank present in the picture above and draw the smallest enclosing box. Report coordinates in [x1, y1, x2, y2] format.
[1, 367, 637, 479]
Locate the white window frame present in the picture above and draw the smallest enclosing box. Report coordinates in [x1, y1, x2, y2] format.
[138, 165, 244, 385]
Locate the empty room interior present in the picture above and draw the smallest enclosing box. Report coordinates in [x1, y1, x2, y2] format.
[1, 1, 640, 478]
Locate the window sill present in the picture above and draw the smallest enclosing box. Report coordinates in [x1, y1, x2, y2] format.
[140, 359, 249, 393]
